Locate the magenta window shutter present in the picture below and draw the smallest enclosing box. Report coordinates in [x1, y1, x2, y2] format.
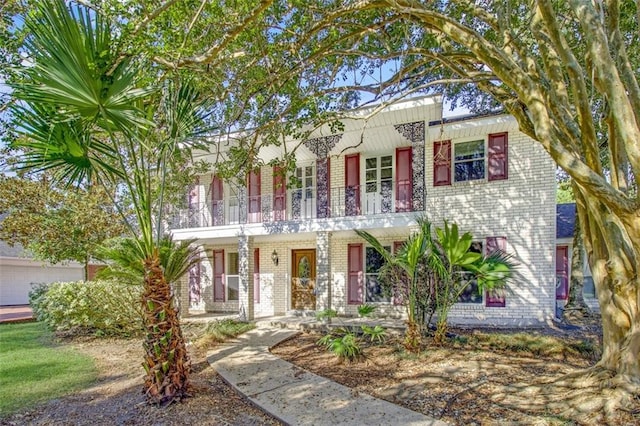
[556, 246, 569, 300]
[248, 170, 261, 223]
[254, 248, 260, 303]
[433, 140, 451, 186]
[211, 175, 223, 225]
[213, 249, 225, 302]
[347, 243, 363, 304]
[273, 166, 286, 221]
[395, 147, 412, 212]
[345, 154, 360, 216]
[485, 236, 507, 307]
[488, 132, 508, 181]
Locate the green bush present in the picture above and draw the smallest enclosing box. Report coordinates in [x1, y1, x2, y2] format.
[361, 324, 387, 343]
[357, 304, 377, 317]
[29, 280, 144, 337]
[317, 328, 362, 362]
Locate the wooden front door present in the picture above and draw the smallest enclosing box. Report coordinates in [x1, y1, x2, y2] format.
[291, 249, 316, 310]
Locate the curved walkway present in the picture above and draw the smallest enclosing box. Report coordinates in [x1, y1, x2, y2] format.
[207, 324, 447, 426]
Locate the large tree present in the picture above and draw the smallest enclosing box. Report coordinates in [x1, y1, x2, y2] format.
[150, 0, 640, 385]
[0, 174, 125, 278]
[129, 0, 640, 414]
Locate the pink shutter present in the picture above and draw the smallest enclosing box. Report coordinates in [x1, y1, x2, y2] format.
[433, 140, 451, 186]
[248, 170, 261, 223]
[347, 243, 363, 304]
[345, 154, 360, 216]
[488, 132, 508, 181]
[556, 246, 569, 300]
[273, 166, 286, 221]
[485, 236, 507, 307]
[211, 175, 223, 226]
[395, 147, 412, 212]
[213, 249, 225, 302]
[254, 248, 260, 303]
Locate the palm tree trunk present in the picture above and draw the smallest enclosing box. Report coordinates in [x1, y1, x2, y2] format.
[141, 251, 190, 405]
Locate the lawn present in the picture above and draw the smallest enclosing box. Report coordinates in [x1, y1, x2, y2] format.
[0, 322, 97, 415]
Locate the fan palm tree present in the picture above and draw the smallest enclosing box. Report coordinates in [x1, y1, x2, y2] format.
[10, 1, 208, 405]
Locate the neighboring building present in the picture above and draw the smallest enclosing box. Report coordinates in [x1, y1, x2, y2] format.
[170, 96, 558, 326]
[0, 241, 84, 306]
[555, 203, 599, 313]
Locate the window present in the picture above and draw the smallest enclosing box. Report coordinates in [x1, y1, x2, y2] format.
[454, 140, 485, 182]
[291, 163, 316, 219]
[364, 155, 393, 214]
[365, 246, 391, 303]
[227, 252, 239, 301]
[458, 241, 483, 304]
[433, 133, 508, 186]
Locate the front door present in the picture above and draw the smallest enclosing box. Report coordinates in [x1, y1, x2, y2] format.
[291, 249, 316, 310]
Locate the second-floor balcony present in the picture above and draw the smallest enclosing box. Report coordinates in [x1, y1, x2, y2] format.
[170, 181, 414, 230]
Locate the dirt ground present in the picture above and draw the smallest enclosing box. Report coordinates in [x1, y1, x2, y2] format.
[0, 333, 283, 426]
[271, 321, 639, 426]
[1, 320, 638, 426]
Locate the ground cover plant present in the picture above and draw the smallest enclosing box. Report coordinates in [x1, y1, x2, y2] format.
[0, 322, 97, 415]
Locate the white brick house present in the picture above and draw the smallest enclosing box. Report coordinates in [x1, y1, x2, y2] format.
[170, 96, 557, 326]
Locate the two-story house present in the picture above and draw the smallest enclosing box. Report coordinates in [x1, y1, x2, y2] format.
[171, 96, 557, 326]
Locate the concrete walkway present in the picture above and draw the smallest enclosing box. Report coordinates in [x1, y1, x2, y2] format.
[208, 325, 447, 426]
[0, 305, 33, 323]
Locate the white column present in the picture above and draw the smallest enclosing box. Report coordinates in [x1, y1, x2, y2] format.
[316, 231, 331, 311]
[237, 235, 254, 321]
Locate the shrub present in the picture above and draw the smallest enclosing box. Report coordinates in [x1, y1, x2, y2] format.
[361, 324, 387, 343]
[357, 304, 377, 318]
[315, 309, 338, 321]
[29, 280, 144, 337]
[317, 328, 362, 362]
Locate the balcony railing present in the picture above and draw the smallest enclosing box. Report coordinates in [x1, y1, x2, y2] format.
[170, 181, 413, 230]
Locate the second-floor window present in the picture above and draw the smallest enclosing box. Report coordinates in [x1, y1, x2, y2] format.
[454, 140, 485, 182]
[291, 164, 316, 220]
[365, 155, 393, 214]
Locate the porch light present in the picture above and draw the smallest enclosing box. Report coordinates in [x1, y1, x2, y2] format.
[271, 250, 279, 266]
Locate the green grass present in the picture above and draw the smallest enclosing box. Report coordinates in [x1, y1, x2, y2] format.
[0, 322, 97, 416]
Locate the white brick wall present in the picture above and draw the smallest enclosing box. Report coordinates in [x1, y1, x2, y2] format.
[182, 113, 557, 327]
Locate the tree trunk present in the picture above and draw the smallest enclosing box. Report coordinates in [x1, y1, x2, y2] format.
[577, 193, 640, 381]
[562, 213, 592, 323]
[142, 251, 190, 405]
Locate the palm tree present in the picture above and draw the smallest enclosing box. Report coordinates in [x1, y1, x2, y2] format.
[357, 217, 515, 349]
[10, 1, 207, 405]
[431, 221, 515, 343]
[356, 217, 436, 351]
